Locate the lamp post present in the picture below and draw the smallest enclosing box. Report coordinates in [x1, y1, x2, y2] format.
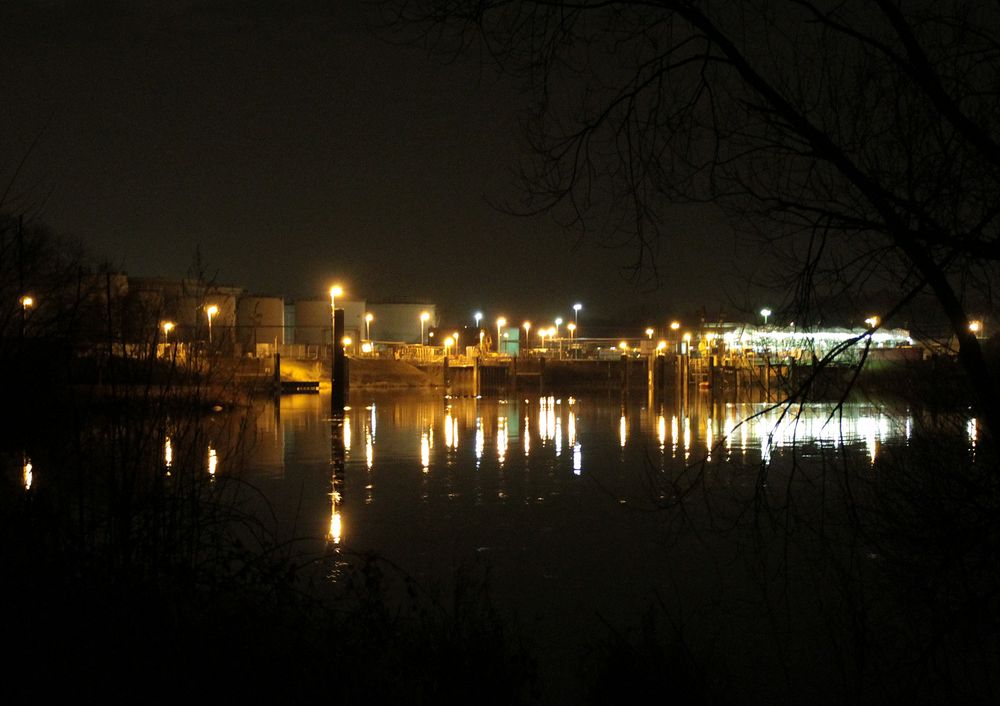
[760, 308, 772, 326]
[162, 321, 175, 343]
[420, 311, 430, 345]
[365, 312, 373, 341]
[474, 311, 483, 329]
[645, 327, 654, 340]
[496, 317, 507, 354]
[206, 304, 219, 344]
[523, 321, 531, 354]
[573, 303, 582, 327]
[864, 315, 880, 329]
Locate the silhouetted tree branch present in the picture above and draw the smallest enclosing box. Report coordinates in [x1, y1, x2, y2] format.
[384, 0, 1000, 440]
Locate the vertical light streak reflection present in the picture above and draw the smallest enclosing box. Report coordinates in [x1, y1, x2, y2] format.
[22, 454, 32, 490]
[475, 417, 484, 468]
[343, 415, 352, 453]
[497, 415, 508, 466]
[619, 412, 627, 449]
[568, 411, 577, 447]
[365, 430, 374, 471]
[671, 415, 678, 458]
[968, 417, 978, 449]
[523, 414, 531, 456]
[329, 487, 343, 544]
[208, 445, 218, 477]
[420, 431, 431, 471]
[705, 418, 713, 463]
[683, 417, 691, 461]
[657, 414, 666, 451]
[554, 413, 563, 457]
[164, 436, 173, 474]
[573, 443, 582, 475]
[445, 408, 455, 450]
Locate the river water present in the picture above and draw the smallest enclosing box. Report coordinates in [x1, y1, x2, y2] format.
[193, 387, 974, 702]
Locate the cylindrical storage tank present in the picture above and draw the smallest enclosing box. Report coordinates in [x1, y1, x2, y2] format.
[237, 296, 285, 346]
[294, 299, 333, 346]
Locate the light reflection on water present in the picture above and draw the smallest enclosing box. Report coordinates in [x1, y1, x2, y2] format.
[228, 392, 980, 546]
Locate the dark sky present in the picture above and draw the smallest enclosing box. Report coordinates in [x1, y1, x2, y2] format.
[0, 0, 740, 326]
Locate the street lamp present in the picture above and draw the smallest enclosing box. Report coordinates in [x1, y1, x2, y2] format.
[567, 322, 576, 339]
[573, 303, 582, 326]
[496, 316, 507, 354]
[329, 285, 343, 311]
[970, 320, 983, 335]
[523, 321, 531, 352]
[162, 321, 175, 343]
[420, 311, 430, 345]
[760, 308, 772, 325]
[864, 315, 880, 329]
[444, 336, 455, 356]
[19, 295, 33, 310]
[554, 317, 563, 338]
[365, 312, 373, 341]
[645, 327, 654, 339]
[206, 304, 219, 343]
[329, 285, 343, 349]
[474, 311, 483, 329]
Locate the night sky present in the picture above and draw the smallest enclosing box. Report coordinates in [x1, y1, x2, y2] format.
[1, 0, 741, 325]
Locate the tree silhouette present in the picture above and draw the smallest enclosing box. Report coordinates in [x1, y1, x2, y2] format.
[386, 0, 1000, 438]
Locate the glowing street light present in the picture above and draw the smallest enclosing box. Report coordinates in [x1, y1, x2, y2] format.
[760, 308, 772, 326]
[162, 321, 175, 343]
[206, 304, 219, 343]
[670, 321, 680, 331]
[656, 340, 668, 353]
[329, 284, 343, 310]
[567, 322, 576, 339]
[864, 315, 880, 329]
[365, 312, 373, 340]
[19, 295, 34, 310]
[618, 340, 628, 352]
[554, 317, 563, 338]
[474, 311, 483, 329]
[970, 320, 983, 335]
[539, 328, 548, 348]
[420, 311, 431, 345]
[496, 316, 507, 354]
[573, 303, 582, 326]
[329, 285, 343, 350]
[523, 321, 532, 343]
[444, 336, 455, 355]
[645, 327, 654, 339]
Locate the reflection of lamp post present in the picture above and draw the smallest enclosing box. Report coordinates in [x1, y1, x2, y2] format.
[365, 312, 373, 341]
[496, 317, 507, 354]
[760, 308, 772, 326]
[420, 311, 430, 345]
[206, 304, 219, 343]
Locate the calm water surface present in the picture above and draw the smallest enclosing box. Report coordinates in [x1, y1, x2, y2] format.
[210, 389, 974, 699]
